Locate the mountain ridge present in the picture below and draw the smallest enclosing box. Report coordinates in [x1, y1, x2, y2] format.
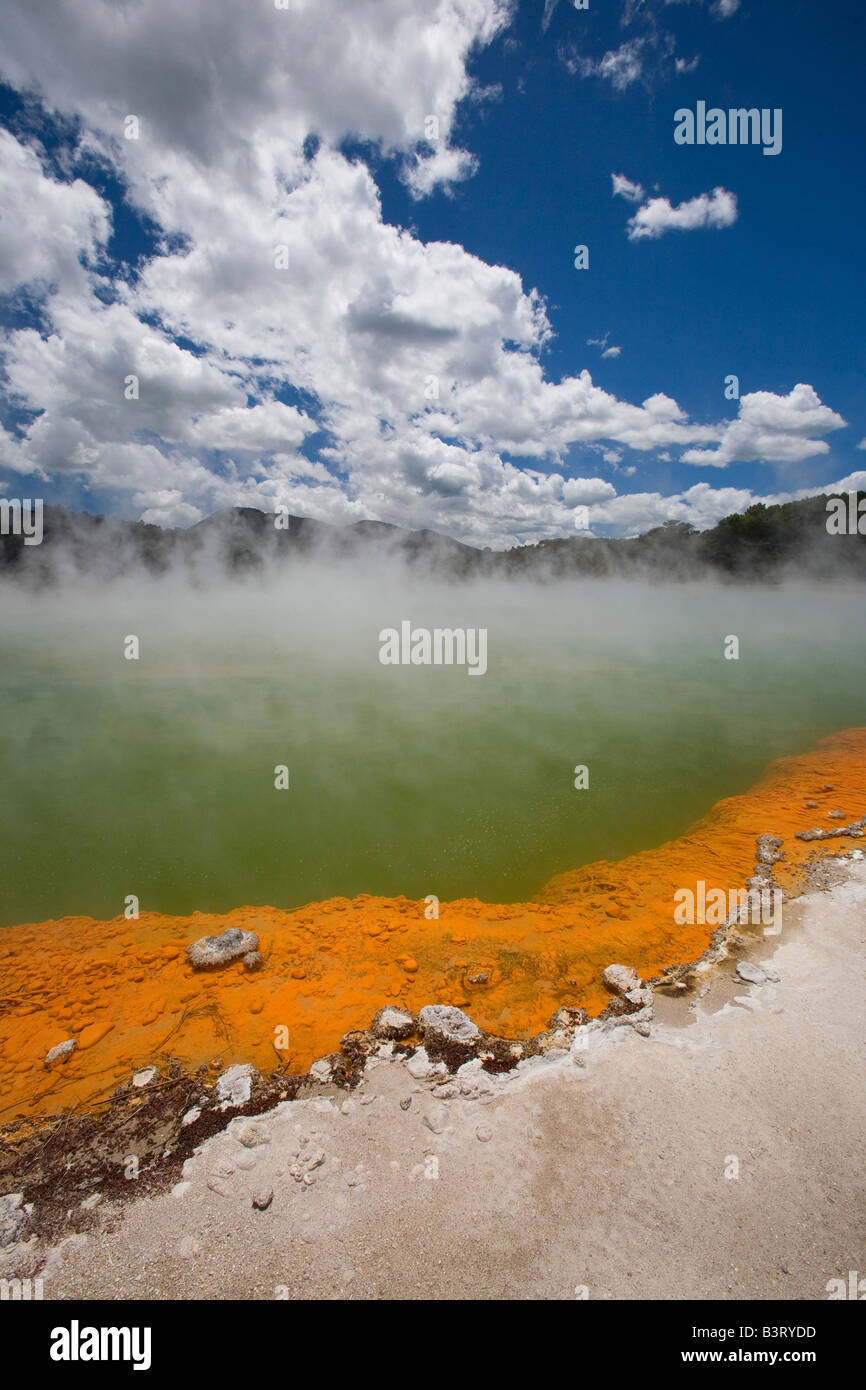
[1, 493, 864, 585]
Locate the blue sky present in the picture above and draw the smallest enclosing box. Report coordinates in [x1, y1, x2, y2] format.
[0, 0, 862, 546]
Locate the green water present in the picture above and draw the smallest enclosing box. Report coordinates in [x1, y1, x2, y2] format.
[1, 570, 864, 926]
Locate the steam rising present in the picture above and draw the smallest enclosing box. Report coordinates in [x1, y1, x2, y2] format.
[1, 546, 864, 928]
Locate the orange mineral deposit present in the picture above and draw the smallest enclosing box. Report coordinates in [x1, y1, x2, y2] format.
[1, 726, 865, 1125]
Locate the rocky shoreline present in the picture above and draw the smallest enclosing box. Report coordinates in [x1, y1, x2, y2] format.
[3, 822, 861, 1277]
[2, 844, 864, 1299]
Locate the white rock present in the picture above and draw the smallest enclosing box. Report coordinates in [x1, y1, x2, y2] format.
[215, 1063, 256, 1109]
[422, 1101, 450, 1134]
[132, 1066, 158, 1088]
[736, 961, 767, 985]
[187, 926, 258, 970]
[45, 1039, 76, 1066]
[602, 964, 641, 997]
[0, 1206, 26, 1252]
[625, 987, 652, 1007]
[371, 1005, 414, 1040]
[406, 1047, 433, 1079]
[418, 1004, 483, 1046]
[0, 1193, 28, 1247]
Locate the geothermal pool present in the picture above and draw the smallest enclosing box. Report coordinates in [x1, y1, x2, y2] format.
[1, 568, 865, 928]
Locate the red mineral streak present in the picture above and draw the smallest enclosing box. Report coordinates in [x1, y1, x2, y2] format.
[2, 727, 865, 1124]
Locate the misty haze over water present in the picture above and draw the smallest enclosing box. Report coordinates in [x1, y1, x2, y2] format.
[1, 559, 864, 927]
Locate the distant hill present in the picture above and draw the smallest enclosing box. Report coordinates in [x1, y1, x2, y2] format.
[1, 493, 864, 585]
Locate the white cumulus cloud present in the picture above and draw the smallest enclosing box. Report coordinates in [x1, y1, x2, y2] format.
[611, 172, 646, 204]
[0, 0, 852, 545]
[626, 186, 738, 240]
[682, 385, 848, 468]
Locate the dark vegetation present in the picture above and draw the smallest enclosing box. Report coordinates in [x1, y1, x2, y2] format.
[1, 492, 865, 585]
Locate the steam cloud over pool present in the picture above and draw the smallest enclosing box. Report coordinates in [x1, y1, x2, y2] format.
[1, 563, 864, 928]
